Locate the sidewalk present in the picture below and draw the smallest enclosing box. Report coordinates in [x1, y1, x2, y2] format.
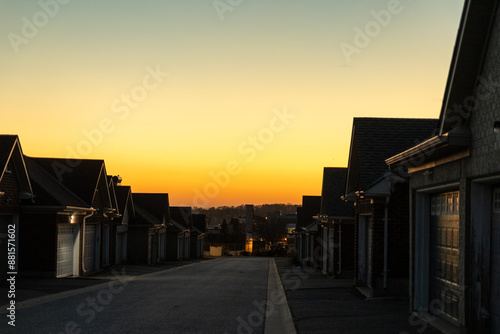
[0, 259, 208, 306]
[275, 258, 442, 334]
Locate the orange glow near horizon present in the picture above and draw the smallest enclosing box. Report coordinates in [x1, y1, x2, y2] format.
[0, 1, 465, 208]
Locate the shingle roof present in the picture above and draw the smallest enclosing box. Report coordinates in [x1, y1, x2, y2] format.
[345, 118, 438, 195]
[170, 206, 192, 229]
[28, 157, 104, 206]
[24, 156, 89, 208]
[133, 193, 170, 223]
[320, 167, 353, 218]
[297, 196, 321, 228]
[115, 185, 132, 215]
[134, 204, 161, 226]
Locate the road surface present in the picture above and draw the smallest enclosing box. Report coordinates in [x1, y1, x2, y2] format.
[1, 258, 276, 334]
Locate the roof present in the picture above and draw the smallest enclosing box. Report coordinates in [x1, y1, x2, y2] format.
[192, 214, 207, 233]
[28, 157, 106, 206]
[345, 118, 438, 196]
[438, 0, 498, 135]
[24, 156, 89, 208]
[170, 206, 192, 229]
[115, 185, 133, 216]
[0, 135, 18, 179]
[320, 167, 353, 218]
[387, 0, 499, 169]
[134, 204, 161, 226]
[297, 196, 321, 228]
[0, 135, 32, 197]
[133, 193, 170, 224]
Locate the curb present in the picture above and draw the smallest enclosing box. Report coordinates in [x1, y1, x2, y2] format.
[264, 258, 297, 334]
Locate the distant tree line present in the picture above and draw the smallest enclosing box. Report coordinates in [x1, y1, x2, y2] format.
[193, 203, 299, 226]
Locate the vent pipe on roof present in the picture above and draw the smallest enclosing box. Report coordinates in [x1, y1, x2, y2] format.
[112, 175, 122, 186]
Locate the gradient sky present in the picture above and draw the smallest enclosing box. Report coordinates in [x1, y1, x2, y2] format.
[0, 0, 465, 207]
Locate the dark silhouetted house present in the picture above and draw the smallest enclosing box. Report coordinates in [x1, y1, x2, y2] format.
[319, 167, 354, 277]
[170, 206, 192, 260]
[131, 193, 169, 264]
[20, 157, 113, 277]
[386, 0, 500, 331]
[164, 206, 189, 261]
[343, 117, 437, 297]
[294, 195, 321, 264]
[191, 213, 206, 259]
[0, 135, 33, 278]
[109, 178, 131, 265]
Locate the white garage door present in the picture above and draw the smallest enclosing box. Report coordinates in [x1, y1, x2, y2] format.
[491, 188, 500, 332]
[84, 224, 96, 272]
[57, 224, 75, 278]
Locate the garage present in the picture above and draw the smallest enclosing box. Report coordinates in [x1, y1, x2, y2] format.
[56, 224, 77, 278]
[159, 230, 166, 262]
[491, 187, 500, 332]
[115, 232, 124, 264]
[429, 191, 460, 325]
[83, 224, 96, 272]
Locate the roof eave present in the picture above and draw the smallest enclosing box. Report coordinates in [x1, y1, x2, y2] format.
[385, 127, 471, 170]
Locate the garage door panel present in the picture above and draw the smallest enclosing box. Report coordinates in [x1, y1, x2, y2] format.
[84, 225, 96, 272]
[430, 191, 460, 324]
[57, 224, 74, 278]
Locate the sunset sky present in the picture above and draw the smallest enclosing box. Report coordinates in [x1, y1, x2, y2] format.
[0, 0, 465, 207]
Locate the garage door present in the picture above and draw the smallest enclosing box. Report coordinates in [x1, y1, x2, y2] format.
[57, 224, 75, 278]
[159, 232, 166, 262]
[84, 224, 96, 272]
[429, 191, 460, 324]
[491, 188, 500, 332]
[103, 225, 110, 266]
[115, 232, 123, 264]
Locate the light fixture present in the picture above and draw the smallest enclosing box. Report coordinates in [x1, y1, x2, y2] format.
[494, 121, 500, 133]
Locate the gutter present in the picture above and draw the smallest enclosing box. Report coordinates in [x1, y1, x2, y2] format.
[385, 135, 447, 167]
[385, 126, 470, 169]
[21, 205, 95, 212]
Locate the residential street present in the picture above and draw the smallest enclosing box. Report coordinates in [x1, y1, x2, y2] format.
[0, 258, 272, 334]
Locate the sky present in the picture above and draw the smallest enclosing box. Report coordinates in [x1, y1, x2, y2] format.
[0, 0, 465, 207]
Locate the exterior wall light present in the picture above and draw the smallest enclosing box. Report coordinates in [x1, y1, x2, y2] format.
[494, 121, 500, 133]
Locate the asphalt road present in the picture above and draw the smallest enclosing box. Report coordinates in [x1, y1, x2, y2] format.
[1, 257, 270, 334]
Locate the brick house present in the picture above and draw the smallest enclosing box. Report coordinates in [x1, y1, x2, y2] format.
[318, 167, 354, 278]
[343, 118, 437, 297]
[386, 0, 500, 331]
[130, 193, 169, 264]
[0, 135, 33, 278]
[191, 213, 206, 259]
[20, 157, 114, 277]
[109, 178, 130, 265]
[170, 206, 192, 260]
[294, 195, 321, 264]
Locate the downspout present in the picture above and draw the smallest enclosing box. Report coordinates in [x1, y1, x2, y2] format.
[82, 210, 95, 273]
[338, 220, 342, 275]
[331, 224, 335, 276]
[383, 196, 390, 289]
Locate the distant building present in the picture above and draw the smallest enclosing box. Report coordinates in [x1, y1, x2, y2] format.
[245, 204, 254, 252]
